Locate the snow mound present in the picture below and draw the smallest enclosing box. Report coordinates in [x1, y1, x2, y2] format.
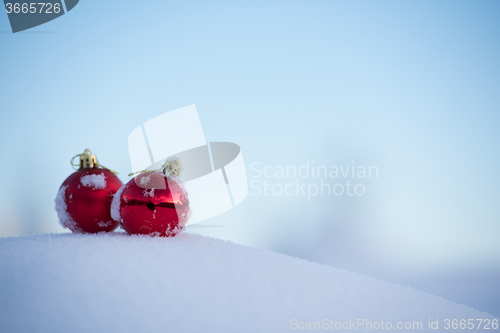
[0, 233, 496, 333]
[80, 173, 107, 190]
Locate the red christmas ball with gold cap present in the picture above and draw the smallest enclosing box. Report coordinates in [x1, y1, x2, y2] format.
[55, 149, 123, 233]
[111, 160, 190, 237]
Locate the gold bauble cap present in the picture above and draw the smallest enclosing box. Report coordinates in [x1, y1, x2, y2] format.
[78, 150, 98, 169]
[70, 149, 118, 174]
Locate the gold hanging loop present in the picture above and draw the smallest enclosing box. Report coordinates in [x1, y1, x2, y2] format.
[128, 169, 156, 177]
[128, 159, 180, 178]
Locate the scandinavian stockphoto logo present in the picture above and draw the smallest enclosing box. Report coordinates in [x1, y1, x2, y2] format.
[249, 161, 379, 199]
[3, 0, 78, 33]
[128, 105, 248, 226]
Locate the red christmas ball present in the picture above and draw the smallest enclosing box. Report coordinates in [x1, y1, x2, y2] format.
[111, 172, 190, 237]
[55, 168, 123, 233]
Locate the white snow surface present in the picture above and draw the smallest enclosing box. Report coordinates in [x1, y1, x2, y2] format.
[0, 233, 496, 333]
[80, 173, 107, 190]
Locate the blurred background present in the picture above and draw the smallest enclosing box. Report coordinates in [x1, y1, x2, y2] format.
[1, 0, 499, 316]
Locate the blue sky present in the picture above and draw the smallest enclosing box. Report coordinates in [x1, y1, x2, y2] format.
[1, 0, 499, 315]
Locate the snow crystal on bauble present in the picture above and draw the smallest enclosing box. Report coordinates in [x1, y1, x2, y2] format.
[80, 174, 107, 190]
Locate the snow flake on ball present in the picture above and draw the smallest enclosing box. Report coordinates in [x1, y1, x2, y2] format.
[80, 174, 107, 190]
[55, 186, 82, 233]
[110, 184, 126, 223]
[139, 174, 152, 186]
[165, 223, 184, 237]
[97, 221, 113, 228]
[143, 189, 155, 198]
